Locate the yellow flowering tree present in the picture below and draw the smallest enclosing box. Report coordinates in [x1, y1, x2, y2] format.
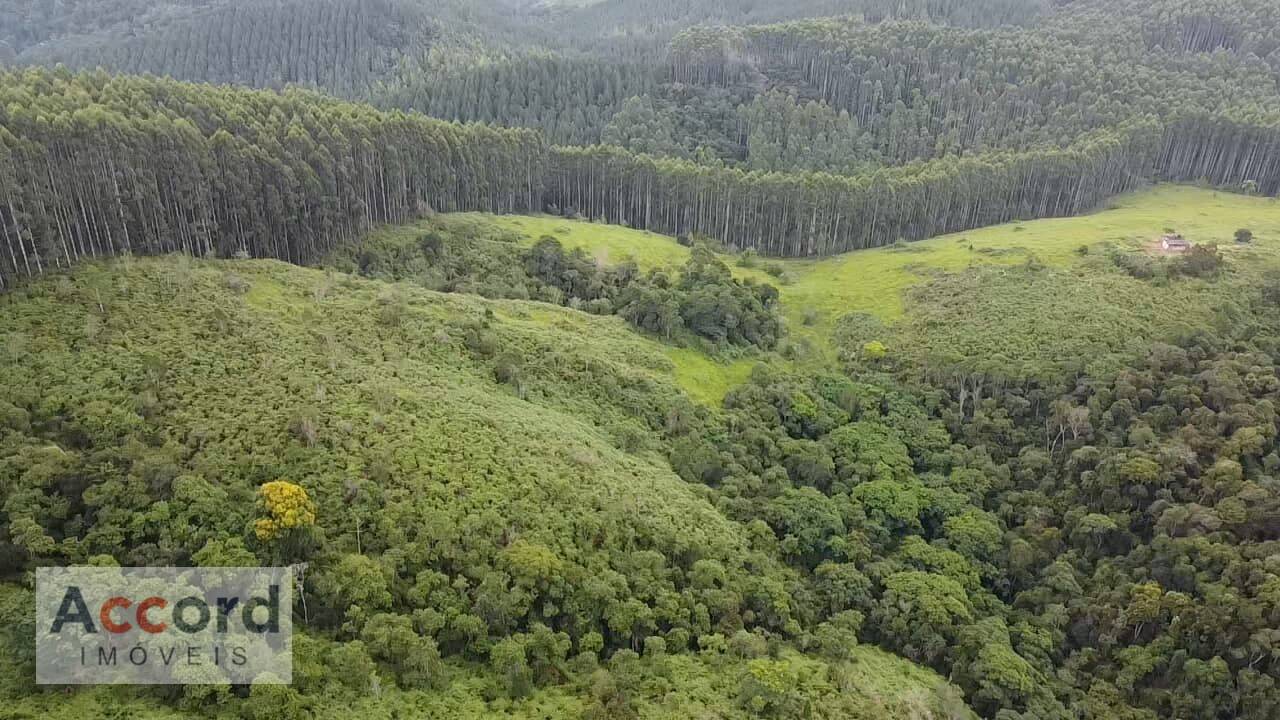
[254, 481, 317, 542]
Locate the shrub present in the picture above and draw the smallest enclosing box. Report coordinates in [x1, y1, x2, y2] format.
[376, 290, 408, 326]
[241, 683, 306, 720]
[1176, 243, 1224, 278]
[1262, 270, 1280, 306]
[1111, 251, 1155, 280]
[738, 658, 803, 718]
[361, 613, 444, 689]
[812, 610, 863, 660]
[464, 325, 500, 358]
[223, 273, 251, 293]
[377, 302, 404, 327]
[583, 298, 614, 315]
[729, 630, 768, 658]
[287, 414, 319, 448]
[493, 352, 523, 386]
[643, 636, 666, 658]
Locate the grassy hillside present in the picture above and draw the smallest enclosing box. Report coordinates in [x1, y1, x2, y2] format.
[488, 185, 1280, 326]
[0, 255, 735, 563]
[779, 184, 1280, 325]
[481, 214, 695, 273]
[345, 213, 781, 406]
[0, 256, 970, 719]
[5, 186, 1277, 720]
[450, 185, 1280, 387]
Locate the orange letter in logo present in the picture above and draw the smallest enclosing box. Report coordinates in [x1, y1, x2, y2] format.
[136, 596, 168, 634]
[100, 596, 133, 633]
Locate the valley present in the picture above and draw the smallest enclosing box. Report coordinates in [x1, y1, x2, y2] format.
[4, 1, 1280, 718]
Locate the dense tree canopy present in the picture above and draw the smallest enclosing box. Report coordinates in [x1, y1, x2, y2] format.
[0, 68, 545, 288]
[6, 0, 1280, 275]
[332, 216, 782, 350]
[5, 4, 1280, 715]
[676, 282, 1280, 718]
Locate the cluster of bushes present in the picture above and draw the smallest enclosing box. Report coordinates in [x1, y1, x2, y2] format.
[335, 222, 783, 350]
[1111, 242, 1225, 280]
[616, 246, 781, 348]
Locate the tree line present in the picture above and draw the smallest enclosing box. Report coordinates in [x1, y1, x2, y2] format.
[1048, 0, 1280, 64]
[3, 66, 1280, 289]
[546, 118, 1280, 256]
[1, 0, 1054, 82]
[6, 1, 1277, 188]
[0, 68, 545, 289]
[4, 0, 442, 98]
[376, 55, 657, 147]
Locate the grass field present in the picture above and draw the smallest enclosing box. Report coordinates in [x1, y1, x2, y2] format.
[776, 184, 1280, 325]
[425, 186, 1280, 402]
[488, 185, 1280, 315]
[480, 214, 694, 271]
[661, 347, 758, 406]
[478, 213, 778, 283]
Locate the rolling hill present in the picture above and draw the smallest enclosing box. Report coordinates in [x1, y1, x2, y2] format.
[5, 0, 1280, 717]
[373, 185, 1280, 400]
[0, 253, 973, 719]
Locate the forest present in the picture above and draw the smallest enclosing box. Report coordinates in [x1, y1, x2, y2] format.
[6, 0, 1280, 281]
[0, 69, 546, 289]
[4, 66, 1280, 286]
[3, 0, 1280, 719]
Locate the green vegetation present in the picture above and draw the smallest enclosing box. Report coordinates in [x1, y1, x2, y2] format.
[669, 244, 1280, 720]
[6, 1, 1280, 718]
[10, 185, 1277, 719]
[659, 349, 756, 408]
[436, 184, 1280, 360]
[10, 6, 1280, 291]
[482, 215, 696, 273]
[336, 213, 767, 405]
[0, 69, 546, 290]
[7, 180, 1280, 720]
[0, 255, 971, 718]
[357, 187, 1280, 403]
[894, 259, 1220, 382]
[777, 184, 1280, 327]
[327, 214, 784, 351]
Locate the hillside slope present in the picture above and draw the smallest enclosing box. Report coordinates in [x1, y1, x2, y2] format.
[398, 187, 1280, 720]
[0, 255, 972, 718]
[505, 186, 1280, 321]
[412, 184, 1280, 387]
